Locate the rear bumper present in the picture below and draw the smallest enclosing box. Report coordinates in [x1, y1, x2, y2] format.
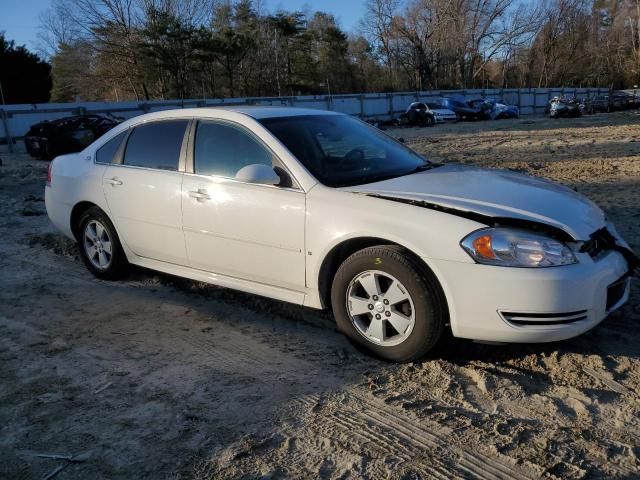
[45, 185, 74, 239]
[428, 249, 631, 343]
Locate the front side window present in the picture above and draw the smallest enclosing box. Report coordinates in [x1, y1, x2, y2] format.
[123, 120, 188, 171]
[261, 115, 430, 188]
[193, 120, 273, 178]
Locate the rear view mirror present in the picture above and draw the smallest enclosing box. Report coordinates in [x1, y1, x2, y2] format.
[235, 164, 281, 185]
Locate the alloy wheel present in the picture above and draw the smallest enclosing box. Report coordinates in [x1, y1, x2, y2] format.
[346, 270, 416, 347]
[83, 220, 113, 270]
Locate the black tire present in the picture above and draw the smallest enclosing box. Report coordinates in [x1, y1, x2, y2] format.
[77, 207, 129, 280]
[330, 245, 446, 362]
[424, 115, 435, 127]
[407, 110, 418, 126]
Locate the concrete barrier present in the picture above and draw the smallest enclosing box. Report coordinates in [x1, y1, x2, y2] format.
[0, 87, 611, 153]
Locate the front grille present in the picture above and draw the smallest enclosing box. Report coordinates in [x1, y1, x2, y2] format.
[501, 310, 588, 326]
[606, 277, 628, 311]
[581, 227, 617, 258]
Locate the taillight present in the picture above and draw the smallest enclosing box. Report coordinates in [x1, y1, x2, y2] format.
[46, 162, 52, 185]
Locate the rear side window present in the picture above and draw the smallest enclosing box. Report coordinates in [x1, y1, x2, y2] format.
[123, 120, 188, 171]
[193, 120, 273, 178]
[96, 131, 126, 164]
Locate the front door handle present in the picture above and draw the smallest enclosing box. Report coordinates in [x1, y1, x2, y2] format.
[189, 189, 211, 201]
[105, 177, 123, 186]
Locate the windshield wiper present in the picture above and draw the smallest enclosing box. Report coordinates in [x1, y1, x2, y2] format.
[340, 163, 443, 187]
[406, 162, 443, 175]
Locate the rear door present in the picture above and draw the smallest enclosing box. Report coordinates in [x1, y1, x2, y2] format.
[102, 119, 190, 265]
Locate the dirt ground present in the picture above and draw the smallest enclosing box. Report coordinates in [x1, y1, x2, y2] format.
[1, 111, 639, 480]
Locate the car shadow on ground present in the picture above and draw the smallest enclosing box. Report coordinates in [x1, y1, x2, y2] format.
[138, 262, 640, 366]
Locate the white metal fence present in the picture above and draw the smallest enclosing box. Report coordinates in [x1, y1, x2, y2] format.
[0, 87, 611, 153]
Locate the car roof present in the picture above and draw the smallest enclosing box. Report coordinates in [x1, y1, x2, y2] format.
[220, 105, 341, 119]
[123, 106, 342, 125]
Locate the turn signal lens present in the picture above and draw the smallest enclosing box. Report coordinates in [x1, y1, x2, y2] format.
[471, 235, 496, 259]
[461, 228, 577, 267]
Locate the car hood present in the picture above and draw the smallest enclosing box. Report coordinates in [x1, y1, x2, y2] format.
[343, 164, 604, 240]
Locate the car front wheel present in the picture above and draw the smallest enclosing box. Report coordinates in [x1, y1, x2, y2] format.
[77, 207, 129, 280]
[331, 246, 446, 362]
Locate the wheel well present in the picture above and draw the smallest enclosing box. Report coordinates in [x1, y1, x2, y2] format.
[70, 201, 99, 239]
[318, 237, 443, 310]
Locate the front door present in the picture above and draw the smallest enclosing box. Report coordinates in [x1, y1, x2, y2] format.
[181, 119, 306, 292]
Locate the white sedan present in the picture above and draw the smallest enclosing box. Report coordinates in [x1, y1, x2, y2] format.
[45, 107, 637, 361]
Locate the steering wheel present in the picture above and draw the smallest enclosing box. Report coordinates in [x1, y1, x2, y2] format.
[344, 148, 365, 162]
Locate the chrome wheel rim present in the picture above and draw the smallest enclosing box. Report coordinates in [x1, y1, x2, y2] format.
[83, 220, 112, 270]
[346, 270, 416, 347]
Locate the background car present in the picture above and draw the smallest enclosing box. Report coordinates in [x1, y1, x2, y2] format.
[439, 96, 487, 120]
[610, 91, 639, 110]
[397, 102, 457, 126]
[583, 95, 611, 114]
[25, 114, 123, 160]
[424, 102, 458, 123]
[548, 97, 582, 118]
[397, 102, 436, 127]
[469, 99, 519, 119]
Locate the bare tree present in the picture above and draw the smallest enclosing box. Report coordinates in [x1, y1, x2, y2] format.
[362, 0, 401, 89]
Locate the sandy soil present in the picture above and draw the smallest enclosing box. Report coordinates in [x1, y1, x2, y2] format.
[0, 111, 639, 480]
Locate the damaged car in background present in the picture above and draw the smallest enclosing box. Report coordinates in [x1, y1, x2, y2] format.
[468, 98, 519, 120]
[45, 107, 638, 362]
[583, 95, 611, 114]
[397, 102, 457, 126]
[610, 91, 640, 110]
[25, 114, 123, 160]
[439, 96, 489, 121]
[546, 97, 583, 118]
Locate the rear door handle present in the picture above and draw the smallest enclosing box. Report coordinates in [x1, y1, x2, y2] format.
[189, 189, 211, 201]
[105, 177, 123, 186]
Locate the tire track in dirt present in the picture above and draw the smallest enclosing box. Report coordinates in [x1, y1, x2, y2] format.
[294, 392, 540, 480]
[177, 330, 311, 379]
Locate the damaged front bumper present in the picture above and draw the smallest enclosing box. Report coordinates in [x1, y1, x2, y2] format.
[428, 224, 636, 344]
[429, 246, 632, 343]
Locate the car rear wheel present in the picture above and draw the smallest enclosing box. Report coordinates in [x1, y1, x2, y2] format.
[331, 245, 446, 362]
[77, 207, 128, 280]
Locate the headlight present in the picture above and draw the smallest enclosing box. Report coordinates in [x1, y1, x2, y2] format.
[460, 228, 577, 267]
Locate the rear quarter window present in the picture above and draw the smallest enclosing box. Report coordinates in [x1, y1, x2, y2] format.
[96, 131, 127, 164]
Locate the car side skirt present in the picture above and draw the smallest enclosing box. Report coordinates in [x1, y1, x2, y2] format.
[129, 254, 309, 306]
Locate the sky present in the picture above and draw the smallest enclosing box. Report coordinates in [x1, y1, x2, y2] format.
[0, 0, 366, 53]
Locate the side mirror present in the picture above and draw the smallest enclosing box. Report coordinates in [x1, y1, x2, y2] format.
[235, 164, 281, 185]
[398, 137, 406, 144]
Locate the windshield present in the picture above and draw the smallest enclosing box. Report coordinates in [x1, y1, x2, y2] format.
[426, 103, 442, 109]
[260, 115, 431, 188]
